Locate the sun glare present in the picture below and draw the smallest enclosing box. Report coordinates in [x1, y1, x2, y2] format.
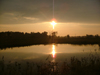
[51, 21, 57, 29]
[52, 45, 56, 58]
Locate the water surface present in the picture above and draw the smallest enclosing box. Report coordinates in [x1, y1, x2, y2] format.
[0, 44, 100, 63]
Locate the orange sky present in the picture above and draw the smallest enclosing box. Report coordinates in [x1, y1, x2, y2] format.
[0, 22, 100, 36]
[0, 0, 100, 36]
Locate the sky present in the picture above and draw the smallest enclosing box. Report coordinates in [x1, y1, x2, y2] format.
[0, 0, 100, 36]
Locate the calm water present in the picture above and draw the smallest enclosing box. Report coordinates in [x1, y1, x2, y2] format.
[0, 44, 100, 63]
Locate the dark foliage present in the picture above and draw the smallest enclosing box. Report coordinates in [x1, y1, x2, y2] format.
[0, 31, 100, 49]
[0, 54, 100, 75]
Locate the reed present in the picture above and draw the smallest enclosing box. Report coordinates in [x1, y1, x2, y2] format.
[0, 52, 100, 75]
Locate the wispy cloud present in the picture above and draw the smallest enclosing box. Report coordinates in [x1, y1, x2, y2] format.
[23, 17, 39, 20]
[0, 0, 100, 24]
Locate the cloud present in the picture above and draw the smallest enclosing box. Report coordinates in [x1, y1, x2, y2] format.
[58, 22, 100, 28]
[0, 0, 100, 24]
[23, 17, 39, 20]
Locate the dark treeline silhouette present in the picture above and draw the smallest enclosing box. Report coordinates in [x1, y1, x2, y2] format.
[0, 31, 100, 49]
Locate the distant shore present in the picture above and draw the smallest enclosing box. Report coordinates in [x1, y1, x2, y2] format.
[0, 31, 100, 49]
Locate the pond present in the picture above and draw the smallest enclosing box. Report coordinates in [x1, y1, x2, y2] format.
[0, 44, 100, 63]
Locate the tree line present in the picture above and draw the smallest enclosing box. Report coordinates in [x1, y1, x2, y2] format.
[0, 31, 100, 49]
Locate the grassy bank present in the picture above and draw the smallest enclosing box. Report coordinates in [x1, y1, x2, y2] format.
[0, 53, 100, 75]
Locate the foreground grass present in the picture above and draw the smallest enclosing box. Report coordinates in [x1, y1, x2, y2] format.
[0, 54, 100, 75]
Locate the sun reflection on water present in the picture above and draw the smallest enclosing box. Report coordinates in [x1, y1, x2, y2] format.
[52, 44, 56, 58]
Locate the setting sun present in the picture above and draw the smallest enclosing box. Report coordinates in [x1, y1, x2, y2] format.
[51, 21, 57, 29]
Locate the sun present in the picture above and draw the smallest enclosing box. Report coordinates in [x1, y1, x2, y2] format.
[51, 21, 57, 29]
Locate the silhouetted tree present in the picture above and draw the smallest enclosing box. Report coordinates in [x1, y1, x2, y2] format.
[67, 35, 70, 38]
[52, 32, 57, 37]
[95, 34, 99, 38]
[42, 31, 48, 36]
[0, 31, 100, 49]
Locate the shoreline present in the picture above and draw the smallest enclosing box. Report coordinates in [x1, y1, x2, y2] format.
[0, 31, 100, 49]
[0, 43, 100, 50]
